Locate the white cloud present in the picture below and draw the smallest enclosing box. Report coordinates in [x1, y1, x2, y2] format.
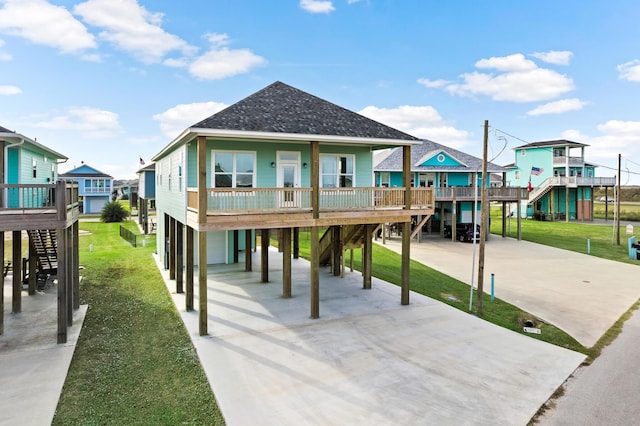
[188, 33, 266, 80]
[153, 101, 228, 138]
[0, 0, 96, 53]
[358, 105, 471, 149]
[617, 60, 640, 82]
[437, 53, 574, 102]
[561, 120, 640, 167]
[34, 106, 121, 138]
[527, 98, 588, 116]
[530, 50, 573, 66]
[417, 78, 449, 88]
[300, 0, 335, 14]
[74, 0, 194, 63]
[0, 84, 21, 95]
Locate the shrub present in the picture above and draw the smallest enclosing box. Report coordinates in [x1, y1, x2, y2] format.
[101, 201, 129, 223]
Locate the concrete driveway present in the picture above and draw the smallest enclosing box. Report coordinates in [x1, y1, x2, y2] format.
[159, 250, 585, 425]
[381, 236, 640, 348]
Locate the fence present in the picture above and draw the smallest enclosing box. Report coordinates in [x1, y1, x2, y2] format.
[119, 225, 140, 247]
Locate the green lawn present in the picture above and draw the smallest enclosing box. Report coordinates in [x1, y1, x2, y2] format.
[53, 222, 224, 425]
[493, 212, 639, 264]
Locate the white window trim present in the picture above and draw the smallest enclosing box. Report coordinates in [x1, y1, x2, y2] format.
[319, 154, 356, 188]
[211, 150, 257, 188]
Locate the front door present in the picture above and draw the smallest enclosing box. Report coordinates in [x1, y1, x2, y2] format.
[277, 152, 301, 207]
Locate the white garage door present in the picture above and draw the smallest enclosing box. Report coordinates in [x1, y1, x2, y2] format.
[194, 231, 227, 265]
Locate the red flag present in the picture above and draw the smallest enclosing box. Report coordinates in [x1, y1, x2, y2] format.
[527, 178, 532, 192]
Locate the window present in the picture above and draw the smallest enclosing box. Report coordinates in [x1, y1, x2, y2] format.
[439, 173, 448, 187]
[320, 154, 354, 187]
[32, 158, 37, 178]
[212, 151, 256, 188]
[380, 172, 390, 187]
[515, 171, 520, 180]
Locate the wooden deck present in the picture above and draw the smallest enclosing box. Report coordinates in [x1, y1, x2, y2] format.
[186, 187, 436, 230]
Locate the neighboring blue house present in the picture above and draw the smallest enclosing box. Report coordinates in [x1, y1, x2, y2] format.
[374, 139, 522, 237]
[136, 162, 156, 234]
[59, 163, 113, 214]
[505, 140, 616, 220]
[151, 81, 434, 335]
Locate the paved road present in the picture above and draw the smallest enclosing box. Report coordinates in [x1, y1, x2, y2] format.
[538, 308, 640, 425]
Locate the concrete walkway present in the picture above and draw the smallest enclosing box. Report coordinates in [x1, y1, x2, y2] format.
[0, 279, 87, 426]
[158, 250, 585, 425]
[381, 236, 640, 347]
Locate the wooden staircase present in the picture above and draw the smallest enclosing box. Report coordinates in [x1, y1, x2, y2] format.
[27, 229, 58, 279]
[319, 224, 381, 266]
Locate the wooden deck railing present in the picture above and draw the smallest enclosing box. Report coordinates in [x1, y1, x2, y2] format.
[186, 187, 435, 213]
[0, 181, 79, 212]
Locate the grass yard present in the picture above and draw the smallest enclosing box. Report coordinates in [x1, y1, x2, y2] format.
[492, 212, 639, 264]
[53, 222, 224, 425]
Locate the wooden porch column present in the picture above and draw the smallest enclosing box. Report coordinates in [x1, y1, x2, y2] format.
[198, 230, 207, 335]
[310, 140, 320, 318]
[28, 238, 37, 295]
[310, 141, 320, 220]
[169, 217, 176, 280]
[293, 227, 299, 259]
[363, 224, 372, 289]
[332, 226, 341, 276]
[501, 202, 507, 238]
[310, 226, 320, 319]
[401, 145, 412, 305]
[517, 202, 522, 240]
[261, 229, 269, 283]
[233, 230, 239, 263]
[176, 221, 184, 294]
[73, 221, 80, 310]
[12, 231, 21, 314]
[66, 226, 73, 325]
[57, 227, 67, 343]
[245, 229, 252, 271]
[282, 228, 292, 298]
[197, 135, 208, 336]
[186, 226, 194, 311]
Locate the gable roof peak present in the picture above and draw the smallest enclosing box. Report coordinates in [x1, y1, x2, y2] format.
[190, 81, 419, 141]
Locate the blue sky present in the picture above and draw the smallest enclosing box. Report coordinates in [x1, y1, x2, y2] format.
[1, 0, 640, 184]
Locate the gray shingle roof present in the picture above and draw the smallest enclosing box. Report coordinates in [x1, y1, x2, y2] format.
[0, 125, 15, 133]
[192, 81, 419, 141]
[374, 139, 509, 173]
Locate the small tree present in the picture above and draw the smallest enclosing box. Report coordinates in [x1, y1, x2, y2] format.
[101, 201, 129, 223]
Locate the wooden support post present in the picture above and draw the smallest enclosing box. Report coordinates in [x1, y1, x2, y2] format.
[169, 217, 176, 280]
[501, 202, 507, 238]
[233, 230, 239, 263]
[73, 221, 80, 310]
[517, 202, 522, 240]
[310, 226, 320, 318]
[66, 226, 73, 325]
[350, 248, 354, 272]
[311, 141, 319, 220]
[197, 135, 208, 335]
[363, 224, 372, 289]
[198, 230, 207, 336]
[12, 231, 21, 314]
[282, 228, 291, 298]
[401, 144, 411, 305]
[261, 229, 269, 283]
[186, 226, 194, 311]
[245, 229, 252, 271]
[57, 227, 67, 343]
[332, 226, 341, 276]
[293, 227, 299, 259]
[401, 221, 411, 305]
[176, 221, 184, 294]
[28, 238, 37, 295]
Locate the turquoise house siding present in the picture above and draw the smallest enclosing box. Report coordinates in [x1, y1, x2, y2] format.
[156, 138, 374, 265]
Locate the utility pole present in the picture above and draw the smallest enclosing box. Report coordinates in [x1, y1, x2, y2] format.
[616, 153, 621, 245]
[477, 120, 489, 314]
